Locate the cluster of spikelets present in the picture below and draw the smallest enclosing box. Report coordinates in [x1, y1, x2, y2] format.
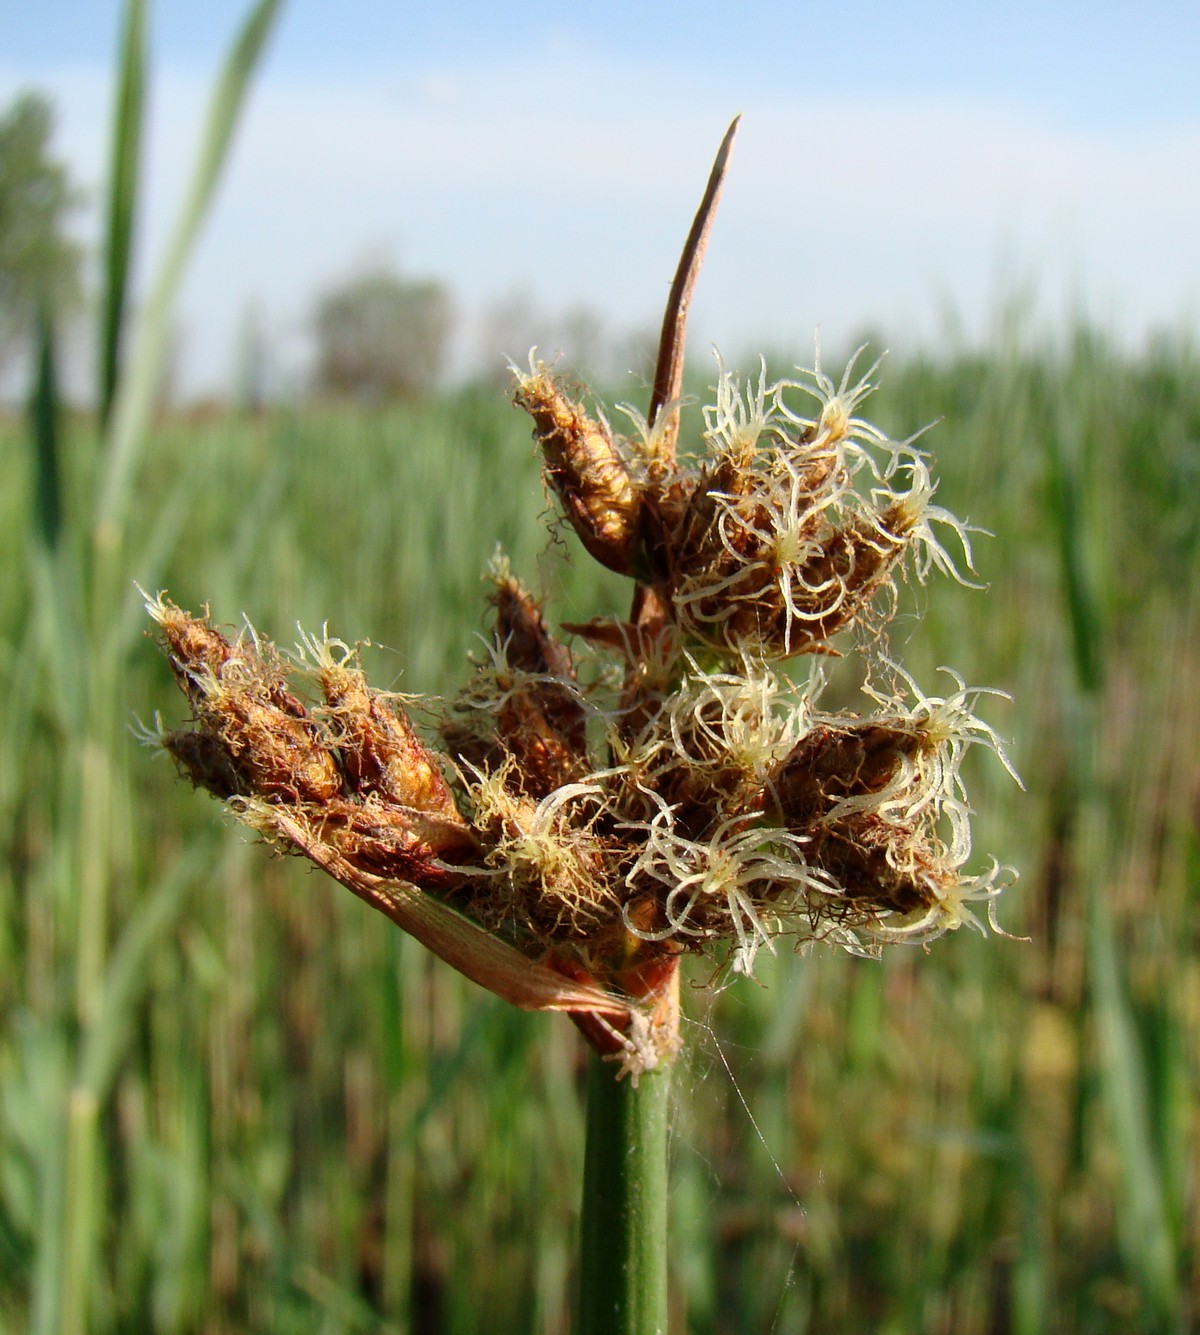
[147, 348, 1018, 1076]
[476, 350, 1018, 966]
[517, 349, 974, 657]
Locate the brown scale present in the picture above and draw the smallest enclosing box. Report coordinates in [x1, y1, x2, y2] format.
[497, 692, 589, 800]
[657, 696, 767, 834]
[560, 611, 678, 757]
[442, 576, 589, 800]
[192, 672, 342, 806]
[662, 420, 835, 603]
[807, 821, 944, 916]
[663, 772, 759, 843]
[666, 478, 826, 658]
[315, 798, 475, 891]
[158, 607, 483, 870]
[768, 720, 918, 821]
[665, 432, 907, 659]
[786, 434, 839, 498]
[316, 660, 466, 828]
[774, 510, 911, 651]
[666, 457, 767, 590]
[635, 471, 693, 587]
[158, 602, 310, 720]
[155, 602, 337, 799]
[439, 715, 499, 783]
[720, 583, 794, 653]
[162, 727, 241, 800]
[156, 603, 233, 687]
[466, 796, 622, 944]
[491, 575, 574, 680]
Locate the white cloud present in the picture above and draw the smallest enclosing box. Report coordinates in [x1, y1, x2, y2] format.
[4, 44, 1199, 398]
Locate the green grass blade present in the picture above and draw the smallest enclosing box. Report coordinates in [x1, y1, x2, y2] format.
[1047, 412, 1104, 695]
[23, 1025, 71, 1335]
[97, 0, 148, 430]
[1087, 878, 1179, 1326]
[27, 305, 63, 552]
[25, 303, 87, 732]
[94, 0, 286, 551]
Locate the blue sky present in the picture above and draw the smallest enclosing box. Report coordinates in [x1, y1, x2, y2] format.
[3, 1, 1199, 394]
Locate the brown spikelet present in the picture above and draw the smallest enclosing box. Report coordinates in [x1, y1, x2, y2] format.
[445, 570, 590, 800]
[296, 797, 470, 893]
[311, 650, 467, 831]
[514, 368, 642, 575]
[490, 575, 586, 766]
[768, 721, 916, 822]
[150, 601, 343, 804]
[162, 727, 241, 799]
[150, 597, 234, 694]
[768, 721, 943, 917]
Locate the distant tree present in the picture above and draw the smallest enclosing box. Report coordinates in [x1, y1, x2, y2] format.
[312, 266, 453, 402]
[0, 92, 83, 362]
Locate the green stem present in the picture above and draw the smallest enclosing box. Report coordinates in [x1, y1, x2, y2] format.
[577, 1052, 672, 1335]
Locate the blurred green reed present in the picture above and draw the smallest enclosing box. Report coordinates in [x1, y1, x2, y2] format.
[6, 2, 285, 1331]
[2, 0, 1197, 1325]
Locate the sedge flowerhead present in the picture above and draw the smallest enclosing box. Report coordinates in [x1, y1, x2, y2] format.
[147, 120, 1018, 1077]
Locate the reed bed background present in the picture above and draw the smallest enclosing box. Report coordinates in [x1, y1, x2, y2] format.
[1, 317, 1198, 1333]
[2, 2, 1198, 1328]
